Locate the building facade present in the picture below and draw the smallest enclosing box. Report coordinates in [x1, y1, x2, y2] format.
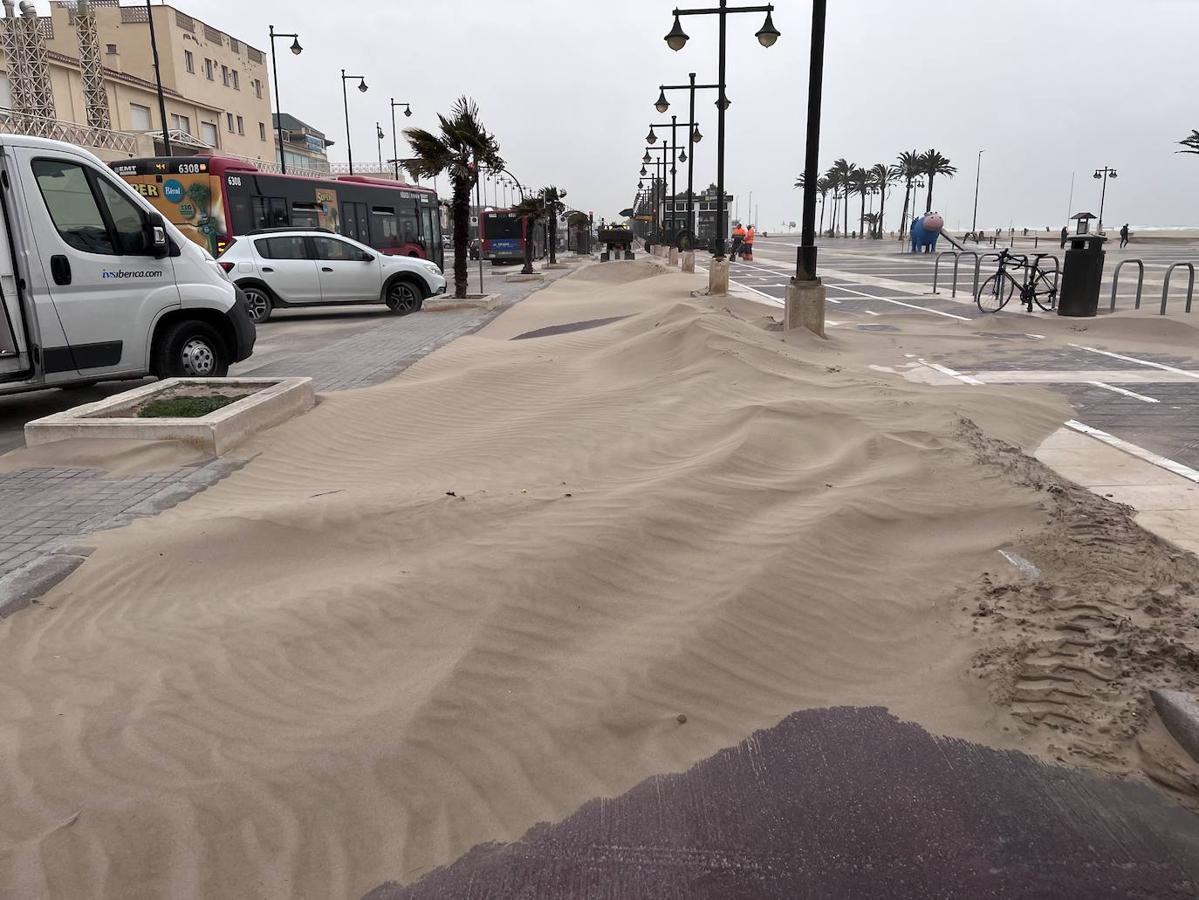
[0, 0, 275, 162]
[273, 112, 332, 174]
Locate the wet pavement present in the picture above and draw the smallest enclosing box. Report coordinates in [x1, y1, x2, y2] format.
[365, 707, 1199, 899]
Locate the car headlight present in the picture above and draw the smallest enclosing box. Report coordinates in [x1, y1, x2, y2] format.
[420, 261, 443, 275]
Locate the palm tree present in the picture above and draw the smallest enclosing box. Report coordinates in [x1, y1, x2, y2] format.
[849, 166, 870, 239]
[868, 163, 895, 238]
[1178, 130, 1199, 155]
[541, 186, 567, 263]
[403, 96, 503, 298]
[817, 176, 831, 236]
[919, 148, 957, 213]
[830, 158, 854, 238]
[895, 149, 921, 238]
[511, 191, 549, 276]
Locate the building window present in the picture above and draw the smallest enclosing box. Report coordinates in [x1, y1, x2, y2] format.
[129, 102, 152, 130]
[201, 121, 218, 147]
[105, 43, 117, 55]
[258, 122, 266, 142]
[221, 65, 230, 87]
[236, 115, 245, 136]
[253, 79, 262, 99]
[171, 113, 191, 134]
[231, 70, 239, 90]
[226, 112, 234, 133]
[184, 50, 194, 73]
[204, 58, 214, 80]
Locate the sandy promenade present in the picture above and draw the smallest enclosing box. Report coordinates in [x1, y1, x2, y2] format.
[0, 261, 1195, 898]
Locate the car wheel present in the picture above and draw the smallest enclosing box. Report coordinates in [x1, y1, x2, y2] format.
[241, 284, 273, 323]
[155, 320, 229, 378]
[385, 280, 422, 315]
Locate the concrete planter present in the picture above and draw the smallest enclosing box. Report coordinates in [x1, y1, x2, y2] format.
[25, 377, 315, 456]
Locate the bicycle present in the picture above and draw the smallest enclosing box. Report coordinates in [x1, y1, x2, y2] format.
[976, 249, 1058, 313]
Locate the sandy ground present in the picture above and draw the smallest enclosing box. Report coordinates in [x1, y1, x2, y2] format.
[0, 260, 1195, 898]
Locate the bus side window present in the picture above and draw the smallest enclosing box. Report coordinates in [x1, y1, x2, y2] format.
[371, 206, 397, 249]
[398, 204, 420, 247]
[252, 196, 288, 229]
[291, 203, 320, 229]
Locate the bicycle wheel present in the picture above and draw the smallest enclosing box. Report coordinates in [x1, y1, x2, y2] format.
[977, 273, 1015, 313]
[1030, 273, 1057, 311]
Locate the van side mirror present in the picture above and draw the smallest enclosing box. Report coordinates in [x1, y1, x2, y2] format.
[145, 212, 169, 259]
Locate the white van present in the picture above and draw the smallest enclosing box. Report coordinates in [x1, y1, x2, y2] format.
[0, 135, 254, 396]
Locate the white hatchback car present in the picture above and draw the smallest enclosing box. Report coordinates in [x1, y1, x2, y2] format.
[218, 228, 446, 323]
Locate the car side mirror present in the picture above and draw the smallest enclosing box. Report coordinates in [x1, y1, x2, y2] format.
[359, 252, 374, 262]
[145, 212, 168, 259]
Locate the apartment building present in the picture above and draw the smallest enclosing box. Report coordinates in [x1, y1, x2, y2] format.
[0, 0, 275, 161]
[273, 112, 333, 174]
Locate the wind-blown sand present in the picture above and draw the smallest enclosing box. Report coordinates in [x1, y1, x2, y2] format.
[0, 260, 1194, 898]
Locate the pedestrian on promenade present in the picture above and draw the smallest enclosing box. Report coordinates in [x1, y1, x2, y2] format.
[743, 224, 756, 261]
[730, 222, 746, 260]
[1060, 226, 1068, 249]
[1120, 223, 1130, 248]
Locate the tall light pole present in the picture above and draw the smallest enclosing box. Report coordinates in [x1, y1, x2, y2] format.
[268, 25, 302, 173]
[656, 73, 712, 245]
[971, 149, 985, 237]
[665, 1, 779, 262]
[794, 0, 824, 282]
[648, 118, 696, 244]
[340, 69, 369, 174]
[390, 98, 412, 180]
[1093, 165, 1118, 234]
[146, 0, 171, 156]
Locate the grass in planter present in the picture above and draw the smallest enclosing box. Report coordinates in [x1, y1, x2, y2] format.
[136, 394, 250, 419]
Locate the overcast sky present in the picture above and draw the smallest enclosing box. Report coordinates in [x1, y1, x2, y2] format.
[184, 0, 1197, 232]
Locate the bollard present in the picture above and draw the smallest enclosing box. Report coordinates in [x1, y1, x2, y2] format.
[681, 251, 695, 273]
[1161, 262, 1196, 315]
[1109, 259, 1144, 312]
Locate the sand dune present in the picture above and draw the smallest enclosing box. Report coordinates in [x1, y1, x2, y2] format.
[0, 261, 1173, 898]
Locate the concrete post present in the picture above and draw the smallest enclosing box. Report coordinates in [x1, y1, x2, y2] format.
[709, 259, 729, 296]
[681, 251, 695, 273]
[668, 247, 679, 266]
[785, 277, 826, 338]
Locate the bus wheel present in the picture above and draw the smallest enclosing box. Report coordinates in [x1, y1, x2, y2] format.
[240, 284, 274, 323]
[155, 320, 230, 378]
[385, 280, 422, 316]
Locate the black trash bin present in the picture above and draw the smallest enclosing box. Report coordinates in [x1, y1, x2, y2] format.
[1058, 233, 1106, 317]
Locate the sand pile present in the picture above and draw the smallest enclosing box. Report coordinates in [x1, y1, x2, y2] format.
[0, 262, 1190, 898]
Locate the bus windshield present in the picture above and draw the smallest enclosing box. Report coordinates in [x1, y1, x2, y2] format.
[484, 213, 522, 239]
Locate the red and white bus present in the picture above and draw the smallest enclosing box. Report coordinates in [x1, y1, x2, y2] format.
[111, 156, 443, 267]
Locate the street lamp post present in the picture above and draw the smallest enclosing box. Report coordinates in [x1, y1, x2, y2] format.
[644, 146, 670, 243]
[648, 119, 696, 244]
[793, 0, 824, 283]
[971, 149, 985, 238]
[376, 123, 385, 173]
[1093, 166, 1118, 234]
[656, 74, 713, 244]
[389, 99, 412, 181]
[340, 69, 369, 174]
[268, 25, 302, 173]
[665, 1, 779, 262]
[146, 0, 171, 157]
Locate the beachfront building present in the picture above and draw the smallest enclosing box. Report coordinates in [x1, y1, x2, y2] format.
[0, 1, 274, 162]
[273, 112, 333, 174]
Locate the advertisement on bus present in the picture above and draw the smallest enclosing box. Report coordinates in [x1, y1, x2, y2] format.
[112, 160, 227, 257]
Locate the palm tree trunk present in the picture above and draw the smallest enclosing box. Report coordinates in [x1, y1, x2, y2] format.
[843, 191, 850, 239]
[452, 178, 471, 299]
[925, 174, 935, 213]
[877, 185, 886, 239]
[899, 180, 912, 238]
[858, 191, 866, 239]
[549, 213, 557, 264]
[818, 193, 825, 235]
[521, 216, 534, 275]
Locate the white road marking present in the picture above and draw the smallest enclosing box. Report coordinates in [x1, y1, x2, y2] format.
[1025, 333, 1045, 340]
[1068, 343, 1199, 379]
[1087, 381, 1161, 403]
[1065, 420, 1199, 484]
[864, 310, 880, 316]
[832, 283, 973, 321]
[917, 359, 985, 385]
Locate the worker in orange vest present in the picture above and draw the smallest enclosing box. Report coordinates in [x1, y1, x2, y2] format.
[730, 222, 747, 260]
[743, 224, 756, 261]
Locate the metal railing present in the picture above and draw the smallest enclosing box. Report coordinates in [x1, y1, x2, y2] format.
[0, 111, 139, 153]
[1109, 259, 1144, 312]
[952, 251, 977, 298]
[931, 250, 956, 294]
[1161, 262, 1196, 314]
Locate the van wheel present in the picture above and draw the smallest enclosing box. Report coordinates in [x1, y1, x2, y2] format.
[155, 321, 229, 378]
[241, 285, 273, 323]
[385, 280, 422, 315]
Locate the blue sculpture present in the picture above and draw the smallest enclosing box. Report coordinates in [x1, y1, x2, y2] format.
[910, 213, 944, 254]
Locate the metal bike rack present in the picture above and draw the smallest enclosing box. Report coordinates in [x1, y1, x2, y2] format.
[932, 250, 956, 294]
[952, 251, 978, 298]
[972, 252, 1004, 299]
[1161, 261, 1196, 315]
[1109, 258, 1144, 311]
[1039, 254, 1061, 293]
